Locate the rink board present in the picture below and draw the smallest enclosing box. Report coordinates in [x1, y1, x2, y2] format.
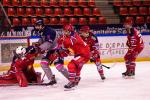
[0, 35, 150, 70]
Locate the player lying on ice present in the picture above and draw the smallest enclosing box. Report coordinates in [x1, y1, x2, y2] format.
[0, 46, 42, 87]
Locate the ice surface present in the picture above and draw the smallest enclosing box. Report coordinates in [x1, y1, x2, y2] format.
[0, 62, 150, 100]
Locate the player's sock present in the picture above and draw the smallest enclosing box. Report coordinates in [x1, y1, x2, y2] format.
[59, 67, 69, 79]
[56, 64, 69, 79]
[96, 63, 106, 80]
[123, 62, 131, 77]
[129, 62, 135, 76]
[40, 60, 54, 81]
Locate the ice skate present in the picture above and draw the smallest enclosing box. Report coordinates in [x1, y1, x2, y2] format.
[122, 71, 128, 77]
[75, 77, 81, 86]
[100, 75, 106, 81]
[46, 75, 57, 86]
[64, 81, 76, 91]
[122, 71, 135, 79]
[126, 71, 135, 79]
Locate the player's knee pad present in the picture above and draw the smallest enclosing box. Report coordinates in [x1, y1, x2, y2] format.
[130, 62, 136, 69]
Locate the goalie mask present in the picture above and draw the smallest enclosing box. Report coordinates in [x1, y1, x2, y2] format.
[16, 46, 26, 55]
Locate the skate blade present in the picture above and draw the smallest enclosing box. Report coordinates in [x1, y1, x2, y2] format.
[64, 87, 76, 91]
[123, 76, 135, 79]
[47, 84, 58, 88]
[101, 79, 105, 82]
[122, 75, 126, 78]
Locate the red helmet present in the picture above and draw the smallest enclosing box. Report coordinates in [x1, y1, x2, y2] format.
[63, 24, 74, 32]
[80, 26, 90, 32]
[124, 20, 133, 25]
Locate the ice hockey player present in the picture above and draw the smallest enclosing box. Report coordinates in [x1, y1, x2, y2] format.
[34, 20, 69, 85]
[39, 47, 70, 82]
[57, 24, 90, 89]
[79, 26, 106, 80]
[122, 20, 144, 78]
[0, 46, 42, 87]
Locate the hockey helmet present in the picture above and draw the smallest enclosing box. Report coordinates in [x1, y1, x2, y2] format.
[35, 20, 44, 26]
[16, 46, 26, 55]
[63, 24, 74, 32]
[80, 26, 90, 32]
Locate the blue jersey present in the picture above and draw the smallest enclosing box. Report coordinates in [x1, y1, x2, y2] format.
[33, 26, 56, 43]
[41, 26, 56, 43]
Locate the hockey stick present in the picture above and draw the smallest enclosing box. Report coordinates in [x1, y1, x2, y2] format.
[41, 73, 45, 82]
[102, 62, 117, 69]
[102, 64, 110, 69]
[0, 82, 51, 87]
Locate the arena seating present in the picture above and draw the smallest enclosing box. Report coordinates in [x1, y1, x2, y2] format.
[12, 18, 21, 26]
[45, 8, 53, 16]
[49, 17, 59, 25]
[59, 0, 68, 7]
[2, 0, 106, 26]
[59, 17, 68, 25]
[43, 17, 50, 25]
[89, 17, 97, 24]
[135, 16, 145, 24]
[119, 7, 128, 15]
[17, 8, 25, 16]
[98, 17, 107, 24]
[113, 0, 150, 24]
[64, 8, 72, 16]
[146, 16, 150, 23]
[31, 17, 38, 25]
[22, 17, 30, 26]
[22, 0, 30, 6]
[69, 17, 78, 25]
[41, 0, 49, 7]
[88, 0, 95, 7]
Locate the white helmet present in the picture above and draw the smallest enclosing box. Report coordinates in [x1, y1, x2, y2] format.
[15, 46, 26, 55]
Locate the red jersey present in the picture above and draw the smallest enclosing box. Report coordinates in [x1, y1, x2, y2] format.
[80, 32, 99, 52]
[15, 53, 37, 70]
[60, 32, 90, 58]
[127, 28, 144, 51]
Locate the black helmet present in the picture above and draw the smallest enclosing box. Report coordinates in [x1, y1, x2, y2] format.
[35, 20, 44, 26]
